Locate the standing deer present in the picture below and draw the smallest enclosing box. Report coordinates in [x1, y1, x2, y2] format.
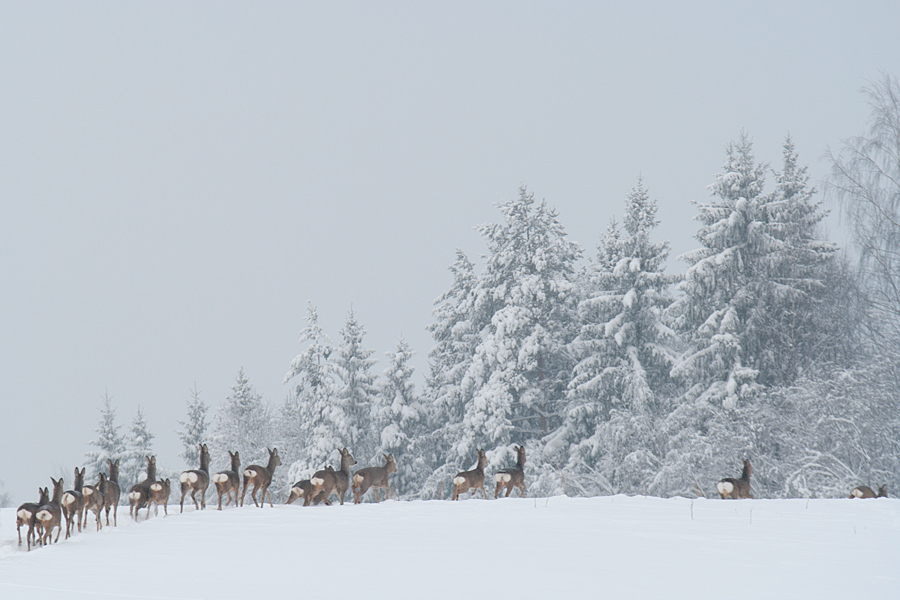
[129, 456, 157, 520]
[61, 467, 87, 539]
[494, 445, 526, 498]
[716, 459, 753, 499]
[452, 449, 488, 500]
[180, 443, 210, 513]
[148, 478, 171, 517]
[310, 448, 356, 506]
[213, 450, 241, 510]
[352, 454, 396, 504]
[16, 487, 49, 551]
[104, 458, 121, 527]
[240, 448, 282, 508]
[850, 484, 888, 498]
[82, 473, 107, 531]
[285, 480, 314, 506]
[36, 477, 64, 545]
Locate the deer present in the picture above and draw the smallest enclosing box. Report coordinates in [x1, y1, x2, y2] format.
[129, 455, 157, 520]
[850, 484, 888, 498]
[240, 447, 282, 508]
[17, 487, 49, 551]
[285, 480, 314, 506]
[148, 478, 171, 517]
[82, 472, 107, 531]
[61, 467, 87, 539]
[494, 445, 526, 499]
[213, 450, 241, 510]
[104, 458, 121, 526]
[36, 477, 65, 545]
[716, 459, 753, 499]
[310, 448, 356, 506]
[180, 443, 211, 513]
[352, 454, 396, 504]
[452, 449, 488, 500]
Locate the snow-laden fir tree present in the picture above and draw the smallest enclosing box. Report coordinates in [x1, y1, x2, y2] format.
[372, 337, 423, 497]
[208, 368, 272, 472]
[120, 406, 154, 491]
[332, 308, 379, 463]
[84, 391, 125, 481]
[452, 185, 582, 472]
[282, 303, 340, 482]
[176, 384, 208, 468]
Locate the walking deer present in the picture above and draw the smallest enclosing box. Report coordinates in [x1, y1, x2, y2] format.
[310, 448, 356, 506]
[494, 445, 526, 498]
[16, 487, 49, 551]
[82, 473, 106, 531]
[850, 484, 888, 498]
[129, 456, 157, 520]
[285, 480, 314, 506]
[104, 458, 121, 526]
[213, 450, 241, 510]
[36, 477, 64, 545]
[716, 459, 753, 499]
[352, 454, 396, 504]
[452, 449, 488, 500]
[180, 443, 210, 513]
[61, 467, 87, 539]
[148, 478, 171, 517]
[240, 448, 282, 508]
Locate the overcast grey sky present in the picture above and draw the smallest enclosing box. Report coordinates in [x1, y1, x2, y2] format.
[2, 2, 898, 503]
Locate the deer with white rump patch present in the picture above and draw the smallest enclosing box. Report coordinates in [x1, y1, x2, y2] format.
[17, 487, 49, 551]
[850, 484, 888, 498]
[716, 459, 753, 499]
[285, 479, 314, 506]
[62, 467, 87, 539]
[148, 478, 170, 517]
[82, 473, 106, 531]
[180, 443, 210, 512]
[352, 454, 396, 504]
[104, 458, 121, 526]
[310, 448, 356, 505]
[494, 445, 526, 498]
[129, 455, 157, 520]
[213, 450, 241, 510]
[36, 477, 65, 545]
[240, 447, 282, 508]
[452, 449, 488, 500]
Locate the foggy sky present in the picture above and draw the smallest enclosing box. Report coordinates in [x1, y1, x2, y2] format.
[2, 1, 898, 504]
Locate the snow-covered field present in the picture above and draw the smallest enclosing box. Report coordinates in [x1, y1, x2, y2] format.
[1, 495, 897, 599]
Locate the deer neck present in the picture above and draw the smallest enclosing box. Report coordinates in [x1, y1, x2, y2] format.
[340, 457, 353, 478]
[230, 456, 241, 473]
[266, 454, 279, 475]
[200, 452, 210, 474]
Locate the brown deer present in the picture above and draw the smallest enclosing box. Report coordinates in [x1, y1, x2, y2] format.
[310, 448, 356, 506]
[61, 467, 87, 539]
[452, 449, 488, 500]
[352, 454, 396, 504]
[850, 484, 888, 498]
[240, 448, 282, 508]
[180, 443, 210, 513]
[36, 477, 64, 545]
[16, 487, 49, 551]
[716, 459, 753, 499]
[82, 473, 106, 531]
[285, 480, 314, 506]
[213, 450, 241, 510]
[148, 478, 171, 517]
[494, 445, 526, 498]
[129, 455, 157, 520]
[104, 458, 121, 526]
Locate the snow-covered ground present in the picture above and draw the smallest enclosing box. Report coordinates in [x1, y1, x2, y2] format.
[1, 495, 897, 599]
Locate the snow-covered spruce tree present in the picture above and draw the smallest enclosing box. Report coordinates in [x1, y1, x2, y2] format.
[551, 179, 677, 495]
[208, 368, 273, 472]
[120, 406, 154, 491]
[372, 337, 424, 498]
[176, 384, 208, 468]
[84, 391, 125, 482]
[332, 308, 379, 464]
[452, 185, 582, 474]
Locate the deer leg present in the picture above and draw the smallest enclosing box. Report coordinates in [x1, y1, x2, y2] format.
[113, 504, 118, 527]
[191, 490, 199, 510]
[240, 480, 249, 507]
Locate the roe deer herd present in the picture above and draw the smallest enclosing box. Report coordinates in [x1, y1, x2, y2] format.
[12, 444, 892, 552]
